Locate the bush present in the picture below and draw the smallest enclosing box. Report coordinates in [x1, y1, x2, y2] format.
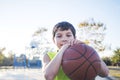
[0, 57, 13, 66]
[102, 57, 112, 66]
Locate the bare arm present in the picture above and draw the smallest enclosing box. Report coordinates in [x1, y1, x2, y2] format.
[98, 59, 109, 77]
[42, 44, 69, 80]
[42, 39, 83, 80]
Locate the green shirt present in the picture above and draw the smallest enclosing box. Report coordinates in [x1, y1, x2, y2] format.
[47, 51, 70, 80]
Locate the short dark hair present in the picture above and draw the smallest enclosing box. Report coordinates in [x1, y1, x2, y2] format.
[52, 21, 76, 38]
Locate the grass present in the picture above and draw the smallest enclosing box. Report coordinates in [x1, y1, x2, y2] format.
[108, 66, 120, 80]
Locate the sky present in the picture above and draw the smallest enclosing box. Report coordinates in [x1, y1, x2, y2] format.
[0, 0, 120, 56]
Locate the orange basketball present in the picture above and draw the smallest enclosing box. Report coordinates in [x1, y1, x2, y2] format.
[62, 43, 101, 80]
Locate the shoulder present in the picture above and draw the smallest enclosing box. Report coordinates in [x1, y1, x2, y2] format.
[47, 51, 57, 60]
[42, 50, 57, 60]
[42, 51, 57, 69]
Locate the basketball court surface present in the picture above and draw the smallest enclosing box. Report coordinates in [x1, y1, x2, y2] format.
[0, 68, 45, 80]
[0, 68, 115, 80]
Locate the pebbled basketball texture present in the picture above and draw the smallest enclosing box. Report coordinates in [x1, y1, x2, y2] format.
[62, 43, 101, 80]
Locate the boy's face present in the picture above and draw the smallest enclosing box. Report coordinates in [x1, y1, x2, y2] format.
[53, 29, 75, 49]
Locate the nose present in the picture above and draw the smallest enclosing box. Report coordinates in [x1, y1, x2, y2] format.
[61, 37, 69, 43]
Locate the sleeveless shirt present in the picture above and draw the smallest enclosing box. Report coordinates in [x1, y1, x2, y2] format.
[47, 51, 70, 80]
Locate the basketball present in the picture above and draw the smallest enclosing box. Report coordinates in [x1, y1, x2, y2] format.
[62, 43, 101, 80]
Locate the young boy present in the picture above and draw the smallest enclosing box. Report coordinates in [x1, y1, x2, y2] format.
[42, 21, 109, 80]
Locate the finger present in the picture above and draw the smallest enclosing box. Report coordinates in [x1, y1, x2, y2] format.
[71, 40, 75, 45]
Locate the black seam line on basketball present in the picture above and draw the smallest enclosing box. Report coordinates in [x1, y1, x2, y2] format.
[83, 51, 98, 80]
[68, 45, 88, 76]
[68, 45, 97, 77]
[64, 50, 86, 60]
[64, 47, 85, 60]
[67, 44, 87, 60]
[83, 50, 100, 80]
[68, 50, 96, 76]
[84, 60, 101, 80]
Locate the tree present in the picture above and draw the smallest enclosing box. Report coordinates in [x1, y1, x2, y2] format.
[78, 18, 107, 52]
[32, 27, 47, 36]
[32, 27, 50, 45]
[102, 57, 112, 66]
[111, 48, 120, 66]
[25, 27, 50, 59]
[0, 47, 6, 64]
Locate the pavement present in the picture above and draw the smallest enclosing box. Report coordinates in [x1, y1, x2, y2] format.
[0, 68, 116, 80]
[0, 68, 45, 80]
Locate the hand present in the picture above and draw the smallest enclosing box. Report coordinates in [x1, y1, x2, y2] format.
[60, 43, 70, 52]
[69, 39, 84, 46]
[98, 59, 109, 77]
[59, 40, 84, 54]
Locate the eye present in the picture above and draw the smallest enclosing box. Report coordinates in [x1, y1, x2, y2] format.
[56, 35, 62, 38]
[67, 34, 72, 37]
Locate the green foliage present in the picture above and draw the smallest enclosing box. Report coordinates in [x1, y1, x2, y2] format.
[0, 49, 14, 66]
[111, 48, 120, 66]
[0, 53, 5, 64]
[0, 56, 13, 66]
[78, 18, 106, 52]
[101, 49, 120, 66]
[0, 47, 6, 64]
[102, 57, 112, 66]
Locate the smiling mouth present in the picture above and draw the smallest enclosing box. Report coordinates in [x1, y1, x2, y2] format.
[60, 43, 66, 47]
[60, 44, 63, 47]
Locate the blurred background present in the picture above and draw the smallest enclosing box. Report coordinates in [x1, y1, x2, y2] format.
[0, 0, 120, 79]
